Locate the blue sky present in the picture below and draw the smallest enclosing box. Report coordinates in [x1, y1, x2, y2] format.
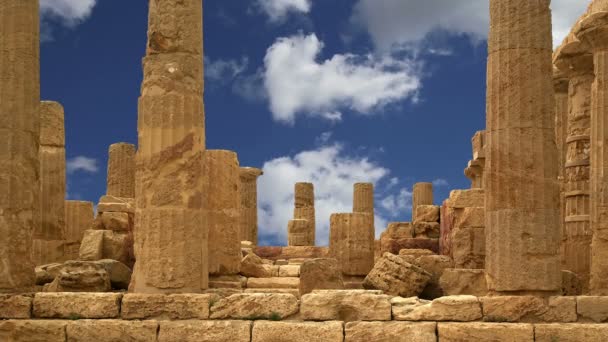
[40, 0, 589, 246]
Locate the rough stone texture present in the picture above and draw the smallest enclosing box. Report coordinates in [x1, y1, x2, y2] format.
[392, 296, 482, 322]
[345, 322, 436, 342]
[299, 258, 344, 295]
[159, 321, 251, 342]
[239, 167, 263, 245]
[35, 263, 62, 285]
[102, 230, 134, 267]
[79, 230, 104, 261]
[66, 320, 158, 342]
[97, 195, 134, 214]
[293, 182, 316, 245]
[464, 131, 487, 189]
[131, 0, 208, 293]
[240, 253, 271, 278]
[253, 246, 329, 260]
[363, 252, 431, 297]
[399, 249, 434, 257]
[0, 0, 39, 292]
[31, 240, 65, 268]
[412, 183, 433, 221]
[535, 324, 608, 342]
[301, 290, 391, 321]
[415, 205, 440, 223]
[0, 320, 66, 342]
[330, 212, 375, 276]
[252, 321, 343, 342]
[562, 270, 583, 296]
[247, 277, 299, 289]
[210, 293, 298, 319]
[33, 293, 121, 318]
[405, 254, 454, 299]
[438, 323, 534, 342]
[353, 183, 374, 225]
[43, 260, 111, 292]
[244, 288, 300, 298]
[121, 293, 214, 319]
[0, 295, 32, 319]
[383, 222, 414, 239]
[381, 237, 439, 255]
[439, 269, 488, 296]
[480, 296, 576, 323]
[485, 0, 561, 293]
[95, 259, 132, 289]
[554, 69, 569, 273]
[288, 219, 314, 246]
[413, 222, 440, 239]
[577, 296, 608, 322]
[106, 143, 135, 198]
[278, 265, 300, 277]
[99, 212, 130, 232]
[64, 200, 94, 242]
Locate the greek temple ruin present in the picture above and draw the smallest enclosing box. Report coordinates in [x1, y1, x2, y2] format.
[2, 0, 608, 340]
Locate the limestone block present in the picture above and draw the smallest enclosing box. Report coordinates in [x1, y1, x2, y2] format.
[412, 183, 434, 219]
[94, 259, 132, 289]
[102, 231, 133, 267]
[209, 275, 246, 289]
[438, 323, 534, 342]
[413, 222, 440, 238]
[240, 253, 271, 278]
[562, 270, 582, 296]
[392, 296, 482, 321]
[447, 189, 484, 208]
[0, 295, 32, 319]
[78, 230, 104, 260]
[35, 263, 63, 285]
[253, 246, 329, 260]
[204, 288, 243, 297]
[100, 212, 130, 231]
[278, 265, 300, 277]
[106, 143, 136, 198]
[439, 269, 488, 296]
[299, 258, 344, 295]
[408, 255, 454, 299]
[383, 222, 413, 239]
[239, 167, 263, 245]
[44, 260, 111, 292]
[577, 296, 608, 322]
[480, 296, 576, 323]
[246, 277, 299, 289]
[381, 238, 439, 255]
[0, 320, 66, 342]
[33, 293, 121, 319]
[66, 320, 157, 342]
[454, 207, 484, 228]
[399, 249, 434, 257]
[252, 321, 343, 342]
[534, 324, 608, 342]
[210, 293, 298, 319]
[346, 322, 436, 342]
[301, 290, 391, 321]
[158, 321, 251, 342]
[31, 239, 65, 266]
[205, 209, 241, 276]
[97, 195, 134, 214]
[244, 288, 300, 298]
[452, 227, 485, 269]
[121, 293, 215, 319]
[415, 205, 440, 222]
[363, 253, 431, 297]
[64, 201, 94, 242]
[288, 219, 314, 246]
[330, 213, 375, 275]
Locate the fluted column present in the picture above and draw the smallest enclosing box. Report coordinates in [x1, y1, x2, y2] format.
[239, 167, 263, 245]
[353, 183, 374, 222]
[553, 68, 569, 270]
[130, 0, 207, 293]
[293, 182, 315, 245]
[412, 182, 433, 220]
[485, 0, 561, 294]
[0, 0, 39, 291]
[329, 213, 374, 276]
[107, 143, 136, 198]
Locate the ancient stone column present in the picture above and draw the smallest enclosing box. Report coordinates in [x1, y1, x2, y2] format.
[485, 0, 561, 293]
[578, 12, 608, 295]
[130, 0, 207, 293]
[353, 183, 374, 223]
[107, 143, 135, 198]
[412, 182, 433, 220]
[239, 167, 263, 245]
[554, 41, 594, 292]
[203, 150, 241, 275]
[464, 131, 486, 189]
[0, 0, 39, 292]
[64, 200, 94, 260]
[288, 219, 313, 246]
[329, 213, 375, 276]
[294, 182, 315, 245]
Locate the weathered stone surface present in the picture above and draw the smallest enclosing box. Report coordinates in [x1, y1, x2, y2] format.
[345, 321, 437, 342]
[363, 253, 431, 297]
[299, 258, 344, 295]
[353, 183, 374, 226]
[33, 293, 121, 318]
[562, 270, 582, 296]
[381, 238, 439, 255]
[481, 296, 576, 323]
[31, 240, 65, 267]
[159, 321, 251, 342]
[288, 219, 314, 246]
[210, 293, 298, 319]
[415, 205, 440, 222]
[79, 230, 104, 261]
[413, 221, 440, 238]
[94, 259, 131, 289]
[44, 261, 111, 292]
[209, 275, 246, 289]
[66, 320, 157, 342]
[438, 323, 534, 342]
[121, 293, 215, 319]
[402, 254, 453, 299]
[301, 290, 391, 321]
[330, 212, 375, 276]
[439, 269, 488, 296]
[392, 296, 482, 322]
[97, 195, 134, 214]
[0, 320, 66, 342]
[577, 296, 608, 322]
[246, 277, 299, 289]
[447, 189, 484, 209]
[383, 222, 414, 239]
[412, 183, 434, 220]
[0, 295, 32, 319]
[451, 226, 486, 269]
[293, 182, 316, 245]
[239, 167, 263, 245]
[100, 212, 130, 231]
[106, 143, 136, 198]
[278, 265, 300, 277]
[64, 201, 94, 242]
[253, 246, 329, 260]
[35, 263, 63, 285]
[535, 324, 608, 342]
[102, 231, 133, 267]
[244, 288, 300, 298]
[253, 321, 343, 342]
[240, 253, 271, 278]
[399, 249, 434, 257]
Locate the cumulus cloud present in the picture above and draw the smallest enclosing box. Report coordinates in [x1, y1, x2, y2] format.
[40, 0, 96, 25]
[432, 178, 449, 187]
[205, 56, 249, 83]
[263, 33, 421, 124]
[67, 156, 99, 174]
[256, 0, 311, 22]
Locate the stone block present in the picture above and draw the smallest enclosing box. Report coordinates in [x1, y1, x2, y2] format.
[415, 205, 440, 222]
[33, 293, 121, 319]
[209, 275, 246, 289]
[278, 265, 300, 277]
[252, 321, 343, 342]
[43, 261, 111, 293]
[247, 277, 299, 289]
[97, 195, 134, 214]
[384, 222, 414, 239]
[398, 249, 434, 257]
[447, 189, 484, 208]
[534, 324, 608, 342]
[480, 296, 576, 323]
[299, 258, 344, 295]
[381, 238, 439, 255]
[0, 295, 32, 319]
[454, 207, 485, 228]
[412, 255, 454, 299]
[393, 296, 481, 321]
[94, 259, 132, 290]
[66, 320, 158, 342]
[158, 321, 251, 342]
[301, 290, 391, 321]
[562, 270, 582, 296]
[35, 263, 63, 285]
[78, 230, 104, 260]
[253, 246, 330, 260]
[121, 293, 216, 319]
[438, 323, 534, 342]
[413, 222, 440, 238]
[576, 296, 608, 322]
[240, 253, 271, 278]
[100, 212, 131, 231]
[345, 322, 436, 342]
[439, 269, 488, 296]
[0, 320, 66, 342]
[363, 253, 431, 297]
[210, 293, 298, 320]
[244, 288, 300, 298]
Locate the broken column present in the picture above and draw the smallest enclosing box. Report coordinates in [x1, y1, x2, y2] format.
[203, 150, 241, 275]
[464, 131, 486, 189]
[485, 0, 561, 293]
[106, 143, 135, 198]
[412, 182, 433, 221]
[329, 213, 375, 276]
[353, 183, 374, 224]
[0, 0, 39, 291]
[64, 201, 95, 260]
[288, 219, 314, 246]
[33, 101, 67, 265]
[554, 37, 593, 292]
[293, 182, 315, 245]
[239, 167, 263, 245]
[130, 0, 207, 293]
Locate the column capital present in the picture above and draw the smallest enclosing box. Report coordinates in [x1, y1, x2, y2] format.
[239, 167, 263, 181]
[577, 12, 608, 51]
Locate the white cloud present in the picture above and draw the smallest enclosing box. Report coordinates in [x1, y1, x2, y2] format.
[432, 178, 449, 187]
[205, 56, 249, 83]
[256, 0, 311, 22]
[67, 156, 99, 174]
[352, 0, 590, 50]
[263, 33, 421, 124]
[379, 188, 412, 217]
[40, 0, 97, 26]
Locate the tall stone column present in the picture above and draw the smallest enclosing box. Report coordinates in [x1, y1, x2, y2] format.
[0, 0, 39, 292]
[239, 167, 263, 245]
[288, 219, 314, 246]
[107, 143, 136, 198]
[485, 0, 561, 294]
[130, 0, 207, 293]
[412, 182, 433, 220]
[329, 213, 374, 276]
[203, 150, 241, 275]
[578, 12, 608, 294]
[33, 101, 67, 265]
[353, 183, 374, 223]
[294, 182, 315, 245]
[64, 200, 94, 260]
[554, 42, 593, 292]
